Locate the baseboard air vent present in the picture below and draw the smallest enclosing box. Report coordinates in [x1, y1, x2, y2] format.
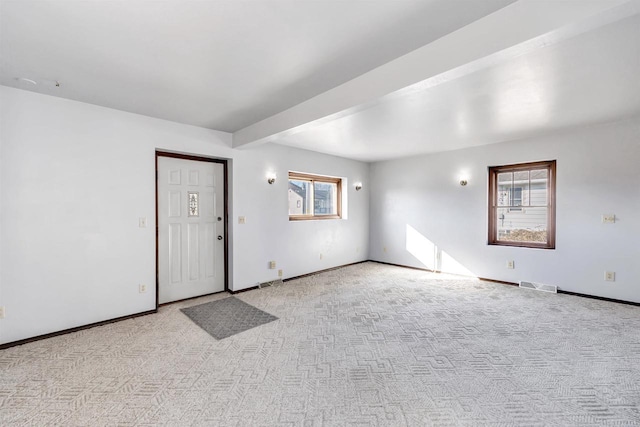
[259, 279, 283, 289]
[519, 280, 557, 293]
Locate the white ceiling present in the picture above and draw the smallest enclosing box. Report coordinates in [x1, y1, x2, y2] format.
[0, 0, 513, 132]
[275, 13, 640, 161]
[1, 0, 639, 162]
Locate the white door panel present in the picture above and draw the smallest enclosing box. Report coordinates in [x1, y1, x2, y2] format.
[158, 156, 225, 304]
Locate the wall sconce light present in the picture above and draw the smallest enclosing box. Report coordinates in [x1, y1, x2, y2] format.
[355, 183, 363, 191]
[267, 172, 276, 184]
[459, 179, 468, 186]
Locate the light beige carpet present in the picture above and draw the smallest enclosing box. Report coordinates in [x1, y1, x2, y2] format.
[1, 262, 639, 426]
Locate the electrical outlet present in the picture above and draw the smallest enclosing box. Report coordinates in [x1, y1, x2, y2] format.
[269, 261, 276, 269]
[138, 217, 147, 228]
[278, 269, 283, 277]
[604, 271, 615, 282]
[507, 260, 515, 269]
[139, 284, 147, 293]
[602, 214, 616, 224]
[319, 253, 323, 260]
[383, 247, 387, 253]
[238, 216, 246, 224]
[0, 306, 5, 319]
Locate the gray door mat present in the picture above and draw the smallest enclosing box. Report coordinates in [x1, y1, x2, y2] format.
[180, 296, 278, 340]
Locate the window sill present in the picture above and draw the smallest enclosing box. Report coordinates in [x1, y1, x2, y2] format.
[488, 240, 555, 250]
[289, 215, 342, 221]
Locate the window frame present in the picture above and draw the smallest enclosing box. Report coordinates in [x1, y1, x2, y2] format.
[488, 160, 556, 249]
[288, 172, 342, 221]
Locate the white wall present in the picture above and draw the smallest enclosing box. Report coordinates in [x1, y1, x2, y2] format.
[370, 118, 640, 303]
[2, 83, 636, 346]
[0, 86, 369, 344]
[232, 143, 369, 287]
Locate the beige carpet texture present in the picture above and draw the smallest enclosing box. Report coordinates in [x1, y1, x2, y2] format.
[1, 262, 639, 426]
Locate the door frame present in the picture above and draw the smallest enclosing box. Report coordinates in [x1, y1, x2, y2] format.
[155, 150, 229, 309]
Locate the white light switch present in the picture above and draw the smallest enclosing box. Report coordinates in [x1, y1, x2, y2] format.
[139, 217, 147, 228]
[602, 214, 615, 224]
[269, 261, 276, 269]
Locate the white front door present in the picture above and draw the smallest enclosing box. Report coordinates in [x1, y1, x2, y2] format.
[157, 155, 225, 304]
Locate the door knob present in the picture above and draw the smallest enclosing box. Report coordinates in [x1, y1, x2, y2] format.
[217, 235, 223, 240]
[217, 217, 222, 221]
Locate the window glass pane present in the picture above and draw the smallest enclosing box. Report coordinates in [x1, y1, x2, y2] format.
[513, 171, 528, 181]
[288, 179, 312, 215]
[496, 206, 548, 243]
[510, 187, 523, 211]
[497, 172, 512, 206]
[314, 181, 337, 215]
[513, 171, 529, 206]
[530, 169, 548, 206]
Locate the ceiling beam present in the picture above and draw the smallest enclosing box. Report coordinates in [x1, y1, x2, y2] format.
[232, 0, 638, 149]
